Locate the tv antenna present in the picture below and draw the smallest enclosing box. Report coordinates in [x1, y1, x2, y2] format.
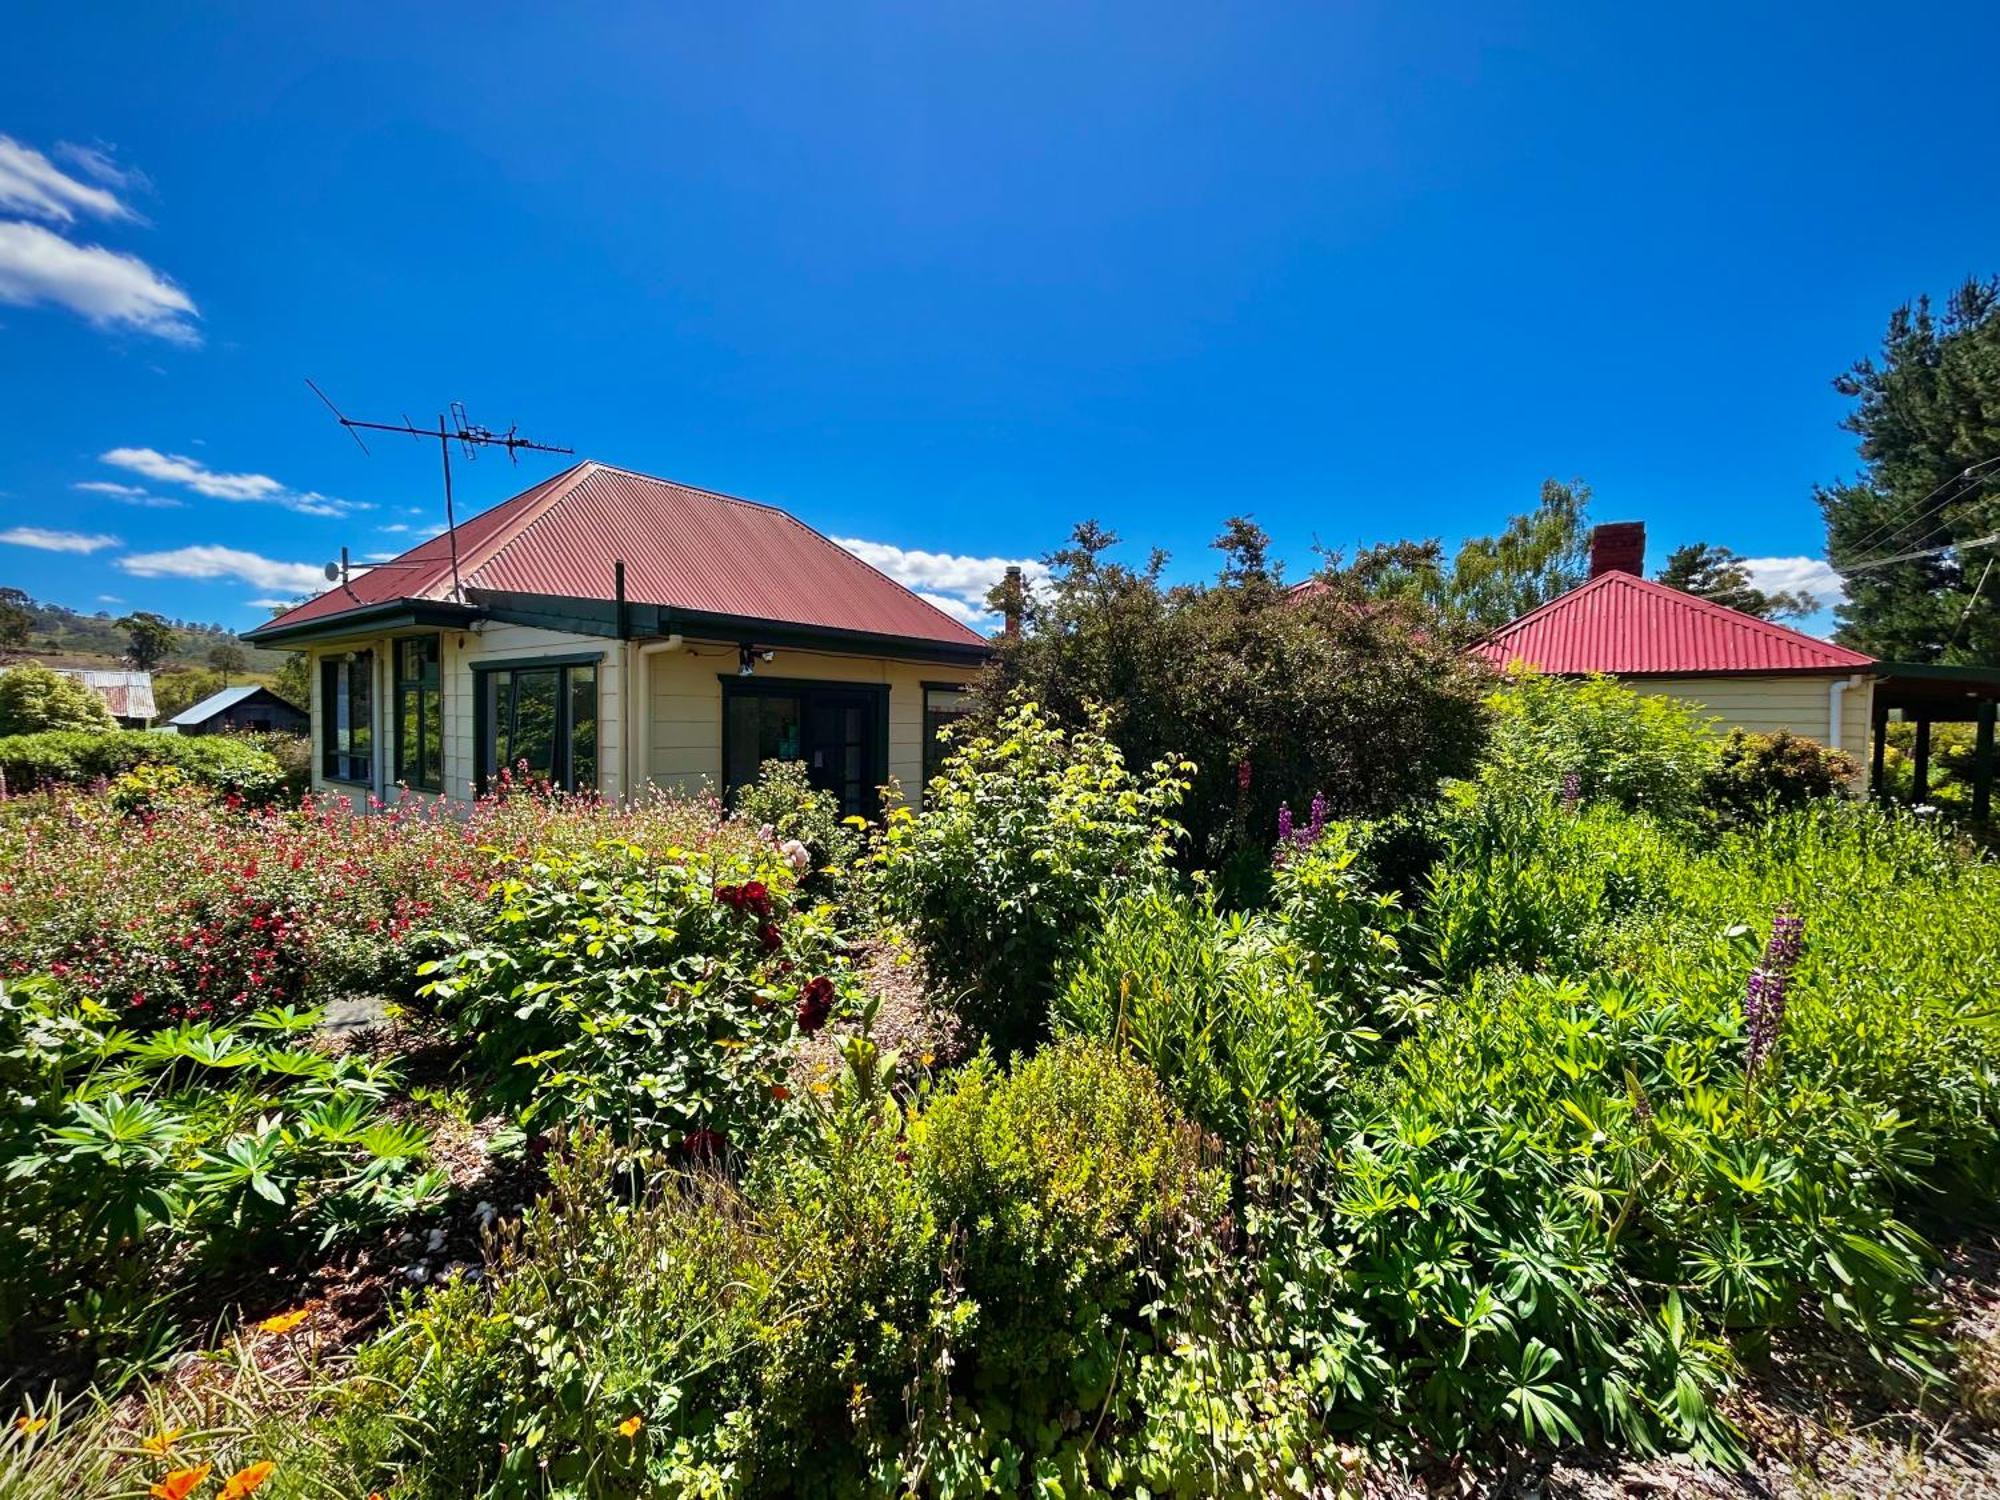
[305, 379, 573, 602]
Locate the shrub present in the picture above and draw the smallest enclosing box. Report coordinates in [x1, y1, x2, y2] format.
[978, 518, 1492, 875]
[0, 664, 116, 737]
[729, 756, 862, 880]
[328, 1039, 1226, 1498]
[1479, 668, 1718, 826]
[1703, 728, 1857, 825]
[873, 698, 1189, 1051]
[418, 838, 859, 1156]
[0, 973, 443, 1382]
[0, 729, 284, 803]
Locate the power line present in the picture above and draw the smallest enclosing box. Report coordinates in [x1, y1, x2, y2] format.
[1831, 453, 2000, 570]
[305, 380, 572, 602]
[1839, 530, 2000, 574]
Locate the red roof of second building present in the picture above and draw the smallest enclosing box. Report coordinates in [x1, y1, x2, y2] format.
[1476, 570, 1874, 676]
[253, 462, 988, 649]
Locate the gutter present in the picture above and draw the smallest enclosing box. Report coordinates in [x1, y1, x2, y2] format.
[1828, 673, 1867, 753]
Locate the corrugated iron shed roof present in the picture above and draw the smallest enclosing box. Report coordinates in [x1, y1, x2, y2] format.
[47, 668, 157, 719]
[251, 462, 988, 649]
[168, 683, 265, 726]
[1475, 570, 1875, 676]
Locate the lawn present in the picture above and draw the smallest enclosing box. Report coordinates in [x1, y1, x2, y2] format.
[2, 678, 1998, 1498]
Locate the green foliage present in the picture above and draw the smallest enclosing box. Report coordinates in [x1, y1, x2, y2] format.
[1480, 668, 1719, 825]
[328, 1039, 1226, 1499]
[1656, 542, 1818, 621]
[1320, 478, 1594, 634]
[0, 974, 442, 1383]
[873, 698, 1189, 1052]
[1703, 728, 1857, 825]
[729, 756, 862, 880]
[419, 839, 857, 1155]
[0, 729, 283, 802]
[1819, 276, 2000, 665]
[150, 665, 226, 720]
[114, 612, 178, 672]
[978, 518, 1491, 876]
[0, 664, 116, 737]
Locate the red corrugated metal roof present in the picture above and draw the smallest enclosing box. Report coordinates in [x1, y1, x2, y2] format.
[252, 462, 988, 649]
[1475, 570, 1874, 676]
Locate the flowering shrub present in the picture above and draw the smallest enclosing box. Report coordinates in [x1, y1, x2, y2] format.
[417, 837, 857, 1156]
[873, 698, 1190, 1051]
[1703, 727, 1857, 825]
[0, 781, 754, 1029]
[0, 730, 284, 803]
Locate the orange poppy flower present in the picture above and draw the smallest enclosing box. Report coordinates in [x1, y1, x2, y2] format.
[142, 1426, 185, 1456]
[150, 1465, 212, 1500]
[219, 1461, 275, 1499]
[616, 1414, 643, 1439]
[257, 1308, 309, 1334]
[12, 1414, 47, 1436]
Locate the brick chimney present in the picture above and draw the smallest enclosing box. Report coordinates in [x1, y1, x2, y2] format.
[1588, 522, 1645, 579]
[1001, 565, 1024, 637]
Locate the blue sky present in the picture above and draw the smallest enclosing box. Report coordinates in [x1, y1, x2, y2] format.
[2, 2, 1995, 635]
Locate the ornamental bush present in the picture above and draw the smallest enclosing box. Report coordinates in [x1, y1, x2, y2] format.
[0, 664, 116, 737]
[1702, 727, 1858, 825]
[0, 729, 284, 803]
[418, 838, 859, 1157]
[872, 698, 1190, 1052]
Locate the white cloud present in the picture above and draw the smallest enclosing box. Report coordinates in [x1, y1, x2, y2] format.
[377, 522, 413, 534]
[53, 141, 149, 195]
[97, 593, 123, 604]
[97, 447, 365, 517]
[118, 545, 329, 596]
[833, 537, 1044, 626]
[0, 220, 198, 343]
[0, 135, 134, 223]
[1738, 556, 1845, 607]
[0, 526, 120, 553]
[74, 479, 185, 508]
[244, 597, 300, 610]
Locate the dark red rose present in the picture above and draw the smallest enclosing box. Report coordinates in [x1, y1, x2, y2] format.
[795, 975, 835, 1035]
[757, 921, 782, 952]
[680, 1127, 728, 1162]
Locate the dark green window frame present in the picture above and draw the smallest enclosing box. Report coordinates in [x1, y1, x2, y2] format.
[393, 635, 443, 792]
[719, 676, 889, 818]
[922, 681, 975, 797]
[473, 653, 601, 795]
[320, 650, 375, 785]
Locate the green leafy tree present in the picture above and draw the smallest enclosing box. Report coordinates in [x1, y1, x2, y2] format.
[0, 588, 32, 650]
[1655, 542, 1817, 621]
[273, 650, 310, 710]
[0, 662, 118, 735]
[1819, 277, 2000, 663]
[116, 611, 179, 671]
[981, 518, 1491, 880]
[206, 641, 248, 682]
[1321, 478, 1592, 634]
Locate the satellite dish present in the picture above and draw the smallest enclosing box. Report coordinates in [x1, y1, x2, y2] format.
[324, 561, 341, 582]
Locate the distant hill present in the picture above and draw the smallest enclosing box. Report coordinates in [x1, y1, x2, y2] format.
[0, 591, 296, 674]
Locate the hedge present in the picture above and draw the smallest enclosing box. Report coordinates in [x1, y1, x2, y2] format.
[0, 731, 286, 804]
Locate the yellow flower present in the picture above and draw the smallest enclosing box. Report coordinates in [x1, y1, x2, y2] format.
[12, 1414, 47, 1436]
[713, 1037, 746, 1050]
[150, 1465, 212, 1500]
[616, 1414, 643, 1439]
[141, 1427, 185, 1456]
[219, 1461, 276, 1500]
[257, 1308, 309, 1335]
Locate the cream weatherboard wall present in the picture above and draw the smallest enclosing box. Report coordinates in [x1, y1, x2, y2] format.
[307, 625, 629, 808]
[304, 626, 969, 809]
[644, 641, 965, 803]
[1630, 673, 1874, 775]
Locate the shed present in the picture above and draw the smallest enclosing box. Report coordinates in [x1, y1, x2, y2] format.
[167, 684, 308, 737]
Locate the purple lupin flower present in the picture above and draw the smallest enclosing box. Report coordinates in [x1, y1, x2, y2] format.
[1743, 906, 1805, 1078]
[1237, 759, 1253, 794]
[1306, 791, 1328, 844]
[1560, 772, 1582, 810]
[1276, 802, 1293, 846]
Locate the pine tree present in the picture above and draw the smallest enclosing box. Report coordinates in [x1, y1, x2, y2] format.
[1819, 277, 2000, 664]
[1656, 543, 1816, 621]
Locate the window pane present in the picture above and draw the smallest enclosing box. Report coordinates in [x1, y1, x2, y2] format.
[569, 665, 597, 791]
[510, 670, 558, 782]
[421, 687, 442, 787]
[349, 654, 373, 762]
[725, 692, 801, 794]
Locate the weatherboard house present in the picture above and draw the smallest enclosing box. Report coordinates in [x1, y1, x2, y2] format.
[1479, 522, 1999, 817]
[245, 462, 990, 814]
